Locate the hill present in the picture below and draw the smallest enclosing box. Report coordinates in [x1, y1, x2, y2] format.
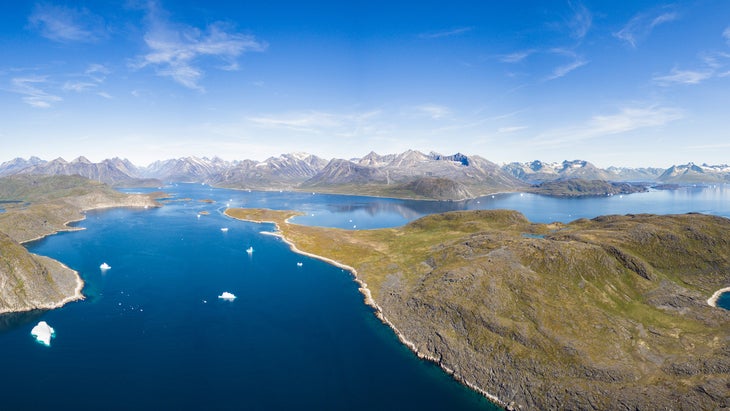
[226, 208, 730, 410]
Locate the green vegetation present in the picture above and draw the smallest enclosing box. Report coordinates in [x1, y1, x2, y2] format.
[527, 179, 648, 197]
[0, 175, 160, 243]
[226, 207, 730, 410]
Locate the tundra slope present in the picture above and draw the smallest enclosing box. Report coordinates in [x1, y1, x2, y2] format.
[227, 208, 730, 410]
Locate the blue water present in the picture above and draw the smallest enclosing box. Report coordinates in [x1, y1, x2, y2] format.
[717, 293, 730, 310]
[3, 183, 730, 410]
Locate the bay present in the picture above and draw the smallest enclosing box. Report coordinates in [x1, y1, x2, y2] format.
[3, 183, 730, 410]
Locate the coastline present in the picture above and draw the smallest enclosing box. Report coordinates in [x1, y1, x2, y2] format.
[0, 256, 85, 315]
[229, 212, 507, 408]
[5, 196, 159, 314]
[707, 287, 730, 307]
[20, 200, 158, 245]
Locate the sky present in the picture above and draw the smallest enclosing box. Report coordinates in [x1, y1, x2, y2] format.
[1, 0, 729, 168]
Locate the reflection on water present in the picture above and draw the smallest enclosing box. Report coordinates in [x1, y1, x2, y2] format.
[0, 310, 46, 332]
[122, 183, 730, 229]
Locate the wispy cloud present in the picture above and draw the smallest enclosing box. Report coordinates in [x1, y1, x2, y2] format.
[724, 27, 730, 45]
[653, 44, 730, 87]
[27, 3, 108, 43]
[547, 57, 588, 80]
[419, 27, 473, 39]
[63, 63, 111, 95]
[63, 81, 97, 92]
[10, 76, 62, 108]
[532, 105, 683, 146]
[247, 111, 342, 132]
[413, 104, 451, 119]
[614, 8, 679, 48]
[653, 68, 714, 86]
[499, 50, 535, 63]
[132, 2, 267, 91]
[499, 47, 587, 80]
[568, 2, 592, 40]
[497, 126, 528, 133]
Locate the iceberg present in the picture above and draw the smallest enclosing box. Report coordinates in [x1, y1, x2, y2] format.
[100, 262, 111, 270]
[297, 262, 303, 267]
[246, 246, 254, 254]
[31, 321, 55, 346]
[218, 292, 237, 301]
[221, 227, 229, 232]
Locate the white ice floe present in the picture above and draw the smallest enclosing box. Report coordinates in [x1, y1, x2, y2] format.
[297, 262, 303, 267]
[218, 292, 237, 301]
[246, 246, 254, 254]
[31, 321, 55, 346]
[100, 262, 111, 270]
[221, 227, 229, 232]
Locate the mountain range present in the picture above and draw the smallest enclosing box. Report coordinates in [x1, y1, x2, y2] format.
[1, 152, 728, 200]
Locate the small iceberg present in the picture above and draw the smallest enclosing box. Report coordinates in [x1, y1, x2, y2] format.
[221, 227, 229, 232]
[31, 321, 55, 346]
[297, 262, 303, 267]
[246, 246, 254, 254]
[218, 292, 237, 301]
[100, 262, 111, 270]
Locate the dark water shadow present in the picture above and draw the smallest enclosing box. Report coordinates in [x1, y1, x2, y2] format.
[0, 309, 47, 333]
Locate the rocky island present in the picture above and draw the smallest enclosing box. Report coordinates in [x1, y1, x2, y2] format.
[226, 207, 730, 410]
[0, 175, 160, 314]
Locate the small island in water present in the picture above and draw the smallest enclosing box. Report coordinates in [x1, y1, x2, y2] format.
[226, 207, 730, 410]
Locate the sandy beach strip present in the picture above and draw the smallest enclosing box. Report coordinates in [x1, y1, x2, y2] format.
[707, 287, 730, 307]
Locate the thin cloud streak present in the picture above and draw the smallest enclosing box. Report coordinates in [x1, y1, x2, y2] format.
[614, 9, 679, 47]
[419, 27, 473, 39]
[499, 50, 535, 63]
[546, 57, 588, 80]
[27, 3, 108, 43]
[568, 2, 592, 40]
[497, 126, 528, 133]
[531, 105, 683, 147]
[653, 68, 714, 86]
[413, 104, 451, 119]
[11, 76, 62, 108]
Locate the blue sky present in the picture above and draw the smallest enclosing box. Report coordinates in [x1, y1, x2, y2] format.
[1, 0, 729, 167]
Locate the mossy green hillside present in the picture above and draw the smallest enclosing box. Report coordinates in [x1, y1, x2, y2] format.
[226, 207, 730, 410]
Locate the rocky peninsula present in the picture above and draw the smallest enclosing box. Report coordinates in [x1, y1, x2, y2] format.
[0, 175, 160, 314]
[226, 207, 730, 410]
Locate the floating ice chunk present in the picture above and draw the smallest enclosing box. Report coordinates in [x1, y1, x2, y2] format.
[100, 262, 111, 270]
[221, 227, 229, 232]
[218, 292, 237, 301]
[31, 321, 55, 346]
[297, 262, 303, 267]
[246, 247, 254, 254]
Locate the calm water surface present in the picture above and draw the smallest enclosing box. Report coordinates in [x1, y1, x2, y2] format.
[3, 183, 730, 410]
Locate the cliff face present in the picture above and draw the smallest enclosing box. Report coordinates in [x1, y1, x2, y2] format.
[227, 208, 730, 410]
